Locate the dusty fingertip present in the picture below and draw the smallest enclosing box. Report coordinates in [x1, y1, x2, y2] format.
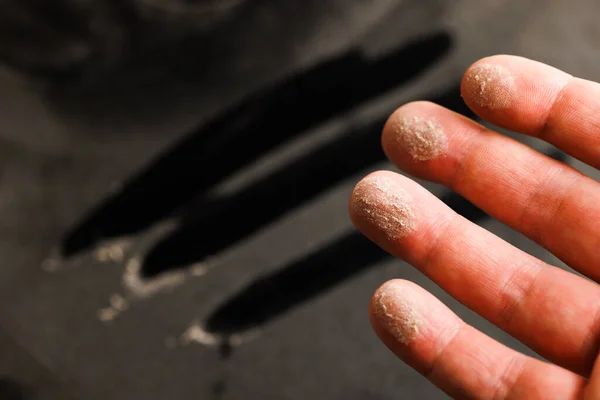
[371, 280, 423, 345]
[350, 173, 416, 240]
[389, 113, 448, 162]
[464, 63, 516, 110]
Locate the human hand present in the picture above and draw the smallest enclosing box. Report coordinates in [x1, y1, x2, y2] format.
[350, 55, 600, 399]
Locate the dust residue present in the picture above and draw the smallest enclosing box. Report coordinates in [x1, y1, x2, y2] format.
[464, 63, 516, 110]
[180, 323, 220, 346]
[41, 257, 61, 272]
[177, 322, 261, 349]
[41, 237, 132, 273]
[94, 238, 132, 263]
[372, 283, 422, 345]
[350, 174, 415, 239]
[97, 293, 130, 322]
[97, 307, 119, 322]
[122, 258, 207, 299]
[393, 115, 447, 161]
[98, 256, 208, 324]
[109, 293, 129, 311]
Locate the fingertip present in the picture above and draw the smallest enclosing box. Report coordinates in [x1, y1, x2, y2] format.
[382, 101, 449, 164]
[349, 172, 417, 243]
[369, 279, 424, 346]
[461, 57, 518, 111]
[460, 55, 572, 134]
[367, 279, 463, 378]
[349, 171, 395, 223]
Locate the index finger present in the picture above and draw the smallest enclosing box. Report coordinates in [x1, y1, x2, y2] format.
[461, 55, 600, 169]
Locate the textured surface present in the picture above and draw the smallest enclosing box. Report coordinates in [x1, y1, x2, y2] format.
[0, 0, 599, 399]
[350, 174, 416, 240]
[464, 64, 517, 110]
[391, 115, 448, 161]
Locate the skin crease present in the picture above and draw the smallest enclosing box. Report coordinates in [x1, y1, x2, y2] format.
[351, 55, 600, 399]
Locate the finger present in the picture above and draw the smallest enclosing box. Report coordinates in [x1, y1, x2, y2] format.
[349, 171, 600, 375]
[585, 356, 600, 400]
[461, 55, 600, 169]
[369, 279, 586, 400]
[381, 101, 600, 281]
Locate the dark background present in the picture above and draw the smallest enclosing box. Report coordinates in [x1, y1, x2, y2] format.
[0, 0, 599, 398]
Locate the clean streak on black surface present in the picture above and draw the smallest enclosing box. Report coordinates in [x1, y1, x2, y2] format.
[62, 32, 452, 257]
[140, 81, 476, 276]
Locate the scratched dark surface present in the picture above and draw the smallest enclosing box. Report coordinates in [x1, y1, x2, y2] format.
[0, 1, 599, 399]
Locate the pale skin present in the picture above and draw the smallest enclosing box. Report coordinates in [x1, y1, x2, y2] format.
[349, 55, 600, 399]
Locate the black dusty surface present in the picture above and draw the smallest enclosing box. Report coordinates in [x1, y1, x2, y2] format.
[0, 1, 599, 399]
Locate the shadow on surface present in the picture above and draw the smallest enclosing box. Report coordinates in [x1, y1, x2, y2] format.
[203, 148, 566, 336]
[61, 31, 453, 258]
[0, 378, 28, 400]
[140, 82, 475, 276]
[204, 190, 488, 336]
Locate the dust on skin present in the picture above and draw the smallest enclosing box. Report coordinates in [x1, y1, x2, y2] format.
[372, 283, 422, 345]
[392, 115, 448, 161]
[464, 63, 516, 110]
[350, 174, 416, 240]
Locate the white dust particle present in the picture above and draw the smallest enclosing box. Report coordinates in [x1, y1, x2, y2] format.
[94, 238, 131, 263]
[109, 293, 129, 312]
[180, 324, 220, 346]
[98, 307, 119, 322]
[177, 322, 262, 348]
